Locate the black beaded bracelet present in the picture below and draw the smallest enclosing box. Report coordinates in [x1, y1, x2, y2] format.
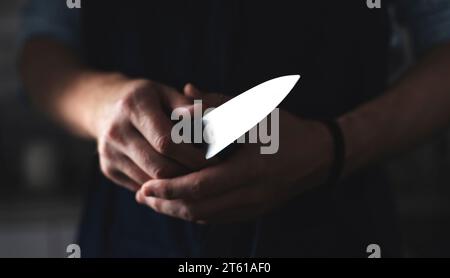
[317, 119, 346, 187]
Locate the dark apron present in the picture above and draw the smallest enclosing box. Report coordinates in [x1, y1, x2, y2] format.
[78, 0, 400, 257]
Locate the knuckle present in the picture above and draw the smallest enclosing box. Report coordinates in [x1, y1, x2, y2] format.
[133, 79, 154, 89]
[139, 79, 155, 91]
[155, 183, 173, 199]
[137, 152, 171, 180]
[130, 80, 155, 100]
[154, 134, 173, 155]
[117, 95, 134, 115]
[152, 166, 169, 179]
[104, 122, 123, 143]
[117, 79, 156, 115]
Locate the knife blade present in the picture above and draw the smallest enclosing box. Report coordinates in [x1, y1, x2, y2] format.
[203, 75, 300, 159]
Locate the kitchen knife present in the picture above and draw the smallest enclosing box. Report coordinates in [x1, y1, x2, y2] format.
[203, 75, 300, 159]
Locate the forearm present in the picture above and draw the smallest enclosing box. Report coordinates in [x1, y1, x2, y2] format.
[19, 39, 125, 138]
[339, 43, 450, 176]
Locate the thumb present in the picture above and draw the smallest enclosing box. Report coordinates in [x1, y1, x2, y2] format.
[184, 83, 226, 108]
[184, 83, 204, 99]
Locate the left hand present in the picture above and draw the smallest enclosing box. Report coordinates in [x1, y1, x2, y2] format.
[135, 84, 334, 223]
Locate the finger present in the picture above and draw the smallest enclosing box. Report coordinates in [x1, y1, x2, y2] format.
[113, 153, 151, 185]
[205, 185, 295, 223]
[139, 145, 258, 200]
[113, 125, 188, 179]
[108, 170, 140, 192]
[129, 90, 208, 170]
[140, 162, 248, 200]
[159, 83, 193, 108]
[183, 83, 204, 99]
[206, 93, 228, 107]
[99, 145, 141, 191]
[184, 84, 226, 108]
[136, 191, 187, 219]
[137, 184, 268, 223]
[186, 185, 271, 222]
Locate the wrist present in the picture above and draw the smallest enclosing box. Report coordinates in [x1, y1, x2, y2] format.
[81, 72, 130, 139]
[290, 119, 335, 188]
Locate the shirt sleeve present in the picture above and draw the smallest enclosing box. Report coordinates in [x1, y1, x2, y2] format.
[394, 0, 450, 54]
[19, 0, 81, 51]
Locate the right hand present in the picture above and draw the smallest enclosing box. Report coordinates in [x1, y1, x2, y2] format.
[93, 78, 208, 191]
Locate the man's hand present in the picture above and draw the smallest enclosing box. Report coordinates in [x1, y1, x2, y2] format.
[94, 79, 210, 191]
[136, 86, 333, 222]
[21, 40, 211, 192]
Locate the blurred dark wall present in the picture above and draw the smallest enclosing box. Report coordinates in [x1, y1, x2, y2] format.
[0, 0, 94, 257]
[387, 10, 450, 257]
[0, 1, 449, 257]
